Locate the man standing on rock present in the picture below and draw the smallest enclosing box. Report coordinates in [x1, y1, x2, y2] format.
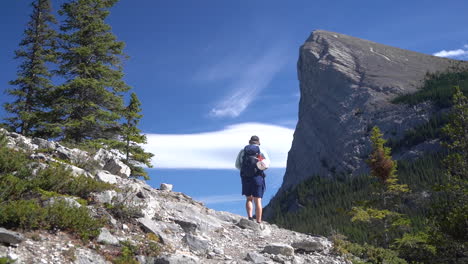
[235, 135, 270, 223]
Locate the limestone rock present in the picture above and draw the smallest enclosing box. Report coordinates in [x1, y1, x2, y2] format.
[183, 233, 211, 254]
[160, 183, 173, 191]
[292, 238, 327, 252]
[74, 248, 109, 264]
[93, 190, 117, 204]
[104, 158, 130, 178]
[32, 138, 56, 150]
[263, 243, 294, 256]
[246, 252, 267, 263]
[96, 170, 118, 184]
[45, 197, 82, 208]
[154, 252, 200, 264]
[97, 228, 120, 246]
[0, 228, 24, 245]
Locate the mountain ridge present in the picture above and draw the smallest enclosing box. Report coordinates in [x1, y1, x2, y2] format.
[272, 30, 468, 197]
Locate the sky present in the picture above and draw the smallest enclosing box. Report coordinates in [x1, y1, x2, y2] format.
[1, 0, 468, 215]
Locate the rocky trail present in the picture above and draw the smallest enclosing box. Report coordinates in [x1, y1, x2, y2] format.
[0, 129, 349, 264]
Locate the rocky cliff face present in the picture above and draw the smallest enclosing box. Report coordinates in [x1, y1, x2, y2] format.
[275, 30, 468, 194]
[0, 129, 349, 264]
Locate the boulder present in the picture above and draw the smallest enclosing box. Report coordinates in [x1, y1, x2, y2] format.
[97, 228, 120, 246]
[292, 238, 327, 252]
[104, 158, 130, 178]
[160, 183, 173, 191]
[73, 248, 108, 264]
[96, 170, 118, 184]
[183, 233, 210, 254]
[0, 228, 24, 245]
[154, 253, 200, 264]
[263, 243, 294, 256]
[32, 138, 56, 150]
[93, 190, 118, 204]
[46, 197, 82, 208]
[246, 252, 267, 263]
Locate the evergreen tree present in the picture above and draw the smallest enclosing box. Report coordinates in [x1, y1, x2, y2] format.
[3, 0, 58, 136]
[429, 86, 468, 263]
[121, 93, 154, 180]
[56, 0, 130, 142]
[350, 126, 410, 247]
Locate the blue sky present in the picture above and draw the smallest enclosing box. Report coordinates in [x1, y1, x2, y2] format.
[1, 0, 468, 215]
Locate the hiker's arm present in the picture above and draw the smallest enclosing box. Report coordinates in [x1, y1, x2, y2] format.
[235, 150, 243, 170]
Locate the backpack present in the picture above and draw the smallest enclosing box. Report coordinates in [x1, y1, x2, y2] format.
[241, 145, 264, 178]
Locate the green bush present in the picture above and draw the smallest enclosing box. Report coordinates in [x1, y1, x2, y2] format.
[32, 164, 114, 199]
[333, 235, 407, 264]
[0, 257, 15, 264]
[0, 199, 102, 240]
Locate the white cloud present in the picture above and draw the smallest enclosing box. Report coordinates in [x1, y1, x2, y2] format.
[195, 44, 289, 118]
[433, 47, 468, 58]
[144, 122, 294, 169]
[196, 194, 245, 205]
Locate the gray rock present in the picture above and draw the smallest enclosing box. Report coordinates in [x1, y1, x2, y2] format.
[104, 158, 130, 178]
[46, 197, 82, 208]
[32, 138, 56, 150]
[138, 217, 183, 245]
[96, 170, 118, 184]
[0, 228, 24, 245]
[245, 252, 267, 263]
[97, 228, 120, 246]
[237, 218, 259, 230]
[292, 239, 326, 252]
[160, 183, 173, 191]
[183, 233, 210, 254]
[93, 148, 115, 168]
[263, 243, 294, 256]
[94, 190, 117, 204]
[74, 248, 108, 264]
[154, 253, 200, 264]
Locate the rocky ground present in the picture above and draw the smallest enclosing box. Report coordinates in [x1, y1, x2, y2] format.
[0, 129, 349, 264]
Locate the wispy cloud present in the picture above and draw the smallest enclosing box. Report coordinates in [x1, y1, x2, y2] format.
[144, 122, 294, 169]
[195, 44, 289, 118]
[196, 194, 245, 205]
[433, 45, 468, 59]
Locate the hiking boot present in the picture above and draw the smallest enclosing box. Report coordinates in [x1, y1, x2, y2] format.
[248, 217, 254, 221]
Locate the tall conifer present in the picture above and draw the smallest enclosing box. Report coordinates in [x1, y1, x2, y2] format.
[56, 0, 130, 142]
[350, 126, 410, 247]
[4, 0, 58, 136]
[121, 93, 154, 180]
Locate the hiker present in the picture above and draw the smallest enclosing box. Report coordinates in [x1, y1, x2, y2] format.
[235, 135, 270, 223]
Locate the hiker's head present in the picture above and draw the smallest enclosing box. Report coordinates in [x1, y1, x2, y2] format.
[249, 135, 260, 145]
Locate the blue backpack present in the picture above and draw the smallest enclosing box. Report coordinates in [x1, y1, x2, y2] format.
[241, 145, 263, 178]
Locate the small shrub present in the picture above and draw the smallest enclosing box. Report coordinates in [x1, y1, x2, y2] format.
[112, 240, 139, 264]
[0, 199, 102, 240]
[0, 257, 15, 264]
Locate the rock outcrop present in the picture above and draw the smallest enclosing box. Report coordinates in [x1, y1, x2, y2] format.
[0, 129, 349, 263]
[275, 30, 468, 195]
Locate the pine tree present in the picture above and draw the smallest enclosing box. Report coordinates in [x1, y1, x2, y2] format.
[56, 0, 130, 142]
[350, 126, 410, 247]
[121, 93, 154, 180]
[3, 0, 58, 136]
[429, 86, 468, 263]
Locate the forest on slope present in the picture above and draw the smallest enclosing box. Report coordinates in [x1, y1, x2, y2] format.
[266, 70, 468, 264]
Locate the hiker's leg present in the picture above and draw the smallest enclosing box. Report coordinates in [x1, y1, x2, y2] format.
[254, 197, 262, 223]
[246, 195, 253, 218]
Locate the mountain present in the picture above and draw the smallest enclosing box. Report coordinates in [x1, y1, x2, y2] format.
[0, 129, 349, 264]
[273, 30, 467, 195]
